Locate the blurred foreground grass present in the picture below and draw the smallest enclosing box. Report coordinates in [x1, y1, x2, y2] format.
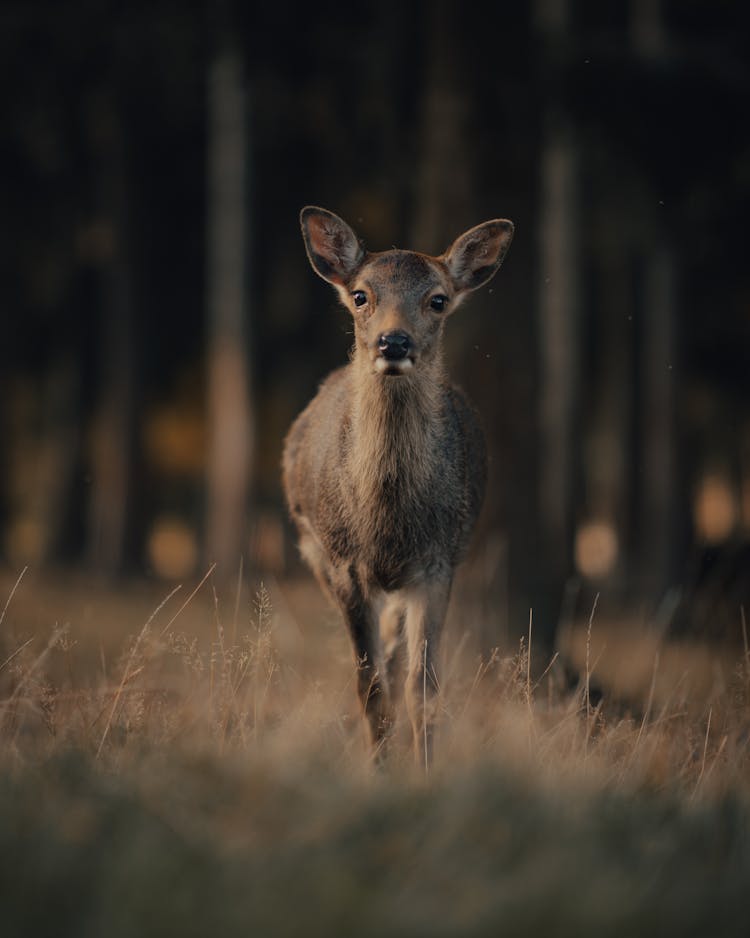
[1, 568, 749, 937]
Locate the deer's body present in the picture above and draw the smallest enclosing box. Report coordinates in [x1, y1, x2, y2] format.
[283, 208, 514, 765]
[285, 366, 485, 592]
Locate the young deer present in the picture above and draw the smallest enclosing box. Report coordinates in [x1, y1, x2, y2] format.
[283, 206, 514, 766]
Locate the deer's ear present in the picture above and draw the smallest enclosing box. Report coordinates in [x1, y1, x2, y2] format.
[443, 219, 514, 292]
[300, 206, 365, 286]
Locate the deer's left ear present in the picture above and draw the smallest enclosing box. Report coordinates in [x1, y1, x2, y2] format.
[443, 219, 514, 292]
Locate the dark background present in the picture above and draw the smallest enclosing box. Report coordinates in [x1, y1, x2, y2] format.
[2, 0, 749, 647]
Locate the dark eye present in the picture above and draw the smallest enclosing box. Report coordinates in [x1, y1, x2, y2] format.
[352, 290, 367, 307]
[429, 294, 449, 312]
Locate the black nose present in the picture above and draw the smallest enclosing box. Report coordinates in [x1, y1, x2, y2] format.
[378, 332, 411, 361]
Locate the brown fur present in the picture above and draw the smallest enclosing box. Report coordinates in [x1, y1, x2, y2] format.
[283, 206, 514, 765]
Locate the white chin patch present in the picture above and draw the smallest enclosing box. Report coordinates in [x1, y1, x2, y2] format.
[375, 357, 413, 375]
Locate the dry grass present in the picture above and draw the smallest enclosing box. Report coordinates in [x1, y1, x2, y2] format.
[1, 567, 749, 937]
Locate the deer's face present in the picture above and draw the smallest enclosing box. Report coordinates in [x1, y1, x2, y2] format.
[344, 251, 452, 376]
[300, 206, 514, 377]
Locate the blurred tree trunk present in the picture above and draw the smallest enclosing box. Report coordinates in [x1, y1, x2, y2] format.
[38, 358, 81, 564]
[537, 118, 580, 625]
[87, 95, 139, 576]
[205, 44, 254, 578]
[409, 0, 472, 251]
[631, 0, 664, 58]
[587, 244, 634, 582]
[629, 0, 685, 603]
[638, 244, 678, 595]
[535, 0, 581, 642]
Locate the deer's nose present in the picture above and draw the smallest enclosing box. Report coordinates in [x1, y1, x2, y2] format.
[378, 331, 411, 361]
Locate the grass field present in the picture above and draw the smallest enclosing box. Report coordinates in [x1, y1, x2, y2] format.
[1, 567, 749, 937]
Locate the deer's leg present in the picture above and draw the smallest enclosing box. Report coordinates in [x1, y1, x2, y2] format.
[403, 578, 451, 770]
[380, 593, 406, 712]
[296, 519, 339, 605]
[330, 564, 392, 756]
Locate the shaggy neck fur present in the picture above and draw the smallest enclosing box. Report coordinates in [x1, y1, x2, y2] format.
[347, 347, 445, 506]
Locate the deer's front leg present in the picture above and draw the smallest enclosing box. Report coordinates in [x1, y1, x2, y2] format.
[380, 593, 406, 710]
[403, 578, 451, 770]
[330, 565, 392, 757]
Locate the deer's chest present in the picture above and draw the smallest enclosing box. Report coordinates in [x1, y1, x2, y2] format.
[348, 471, 461, 588]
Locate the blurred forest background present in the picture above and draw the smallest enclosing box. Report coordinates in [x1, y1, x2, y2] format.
[2, 0, 749, 648]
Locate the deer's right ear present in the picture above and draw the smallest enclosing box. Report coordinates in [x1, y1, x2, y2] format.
[300, 206, 365, 286]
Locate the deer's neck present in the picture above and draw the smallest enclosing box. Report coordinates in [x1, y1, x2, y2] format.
[348, 356, 445, 500]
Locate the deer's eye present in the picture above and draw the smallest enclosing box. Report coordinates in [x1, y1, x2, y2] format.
[352, 290, 368, 307]
[429, 294, 449, 313]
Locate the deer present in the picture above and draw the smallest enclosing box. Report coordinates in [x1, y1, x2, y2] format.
[283, 206, 514, 767]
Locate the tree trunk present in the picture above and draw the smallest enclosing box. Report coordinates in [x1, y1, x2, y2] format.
[87, 95, 138, 576]
[205, 46, 254, 579]
[586, 246, 633, 584]
[639, 244, 678, 595]
[409, 0, 471, 251]
[535, 0, 581, 640]
[537, 114, 581, 625]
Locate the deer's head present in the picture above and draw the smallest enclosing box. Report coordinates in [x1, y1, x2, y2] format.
[301, 206, 514, 377]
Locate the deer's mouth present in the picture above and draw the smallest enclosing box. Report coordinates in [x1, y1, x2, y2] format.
[374, 356, 414, 376]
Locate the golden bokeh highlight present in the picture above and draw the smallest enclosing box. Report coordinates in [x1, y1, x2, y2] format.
[694, 474, 736, 544]
[147, 516, 198, 579]
[574, 520, 619, 579]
